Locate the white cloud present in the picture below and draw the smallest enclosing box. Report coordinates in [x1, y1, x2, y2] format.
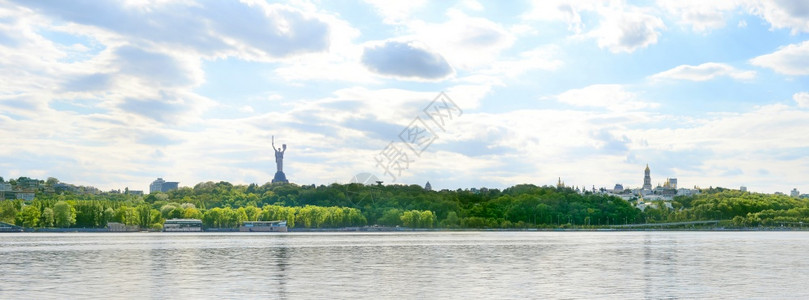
[658, 0, 743, 32]
[795, 92, 809, 108]
[554, 84, 658, 111]
[589, 5, 666, 53]
[483, 46, 564, 78]
[8, 1, 348, 61]
[458, 0, 484, 12]
[750, 40, 809, 75]
[0, 0, 365, 126]
[274, 52, 379, 83]
[238, 105, 254, 113]
[363, 0, 427, 25]
[651, 62, 756, 81]
[637, 104, 809, 152]
[626, 104, 809, 190]
[522, 0, 596, 33]
[3, 0, 809, 194]
[408, 10, 516, 70]
[656, 1, 809, 35]
[524, 1, 665, 53]
[748, 0, 809, 34]
[361, 40, 453, 80]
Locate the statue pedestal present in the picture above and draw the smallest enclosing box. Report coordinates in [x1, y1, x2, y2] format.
[272, 171, 288, 183]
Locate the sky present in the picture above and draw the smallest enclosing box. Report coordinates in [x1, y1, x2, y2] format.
[1, 0, 808, 194]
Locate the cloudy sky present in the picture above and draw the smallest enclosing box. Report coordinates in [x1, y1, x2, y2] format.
[1, 0, 808, 193]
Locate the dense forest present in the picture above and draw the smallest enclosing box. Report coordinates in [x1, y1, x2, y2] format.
[2, 177, 809, 230]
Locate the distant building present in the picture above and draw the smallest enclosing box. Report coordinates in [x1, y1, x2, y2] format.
[240, 221, 287, 232]
[664, 178, 677, 189]
[0, 221, 23, 232]
[425, 181, 432, 191]
[16, 178, 40, 191]
[164, 219, 203, 232]
[107, 222, 139, 232]
[52, 183, 78, 194]
[740, 186, 747, 192]
[642, 164, 652, 190]
[162, 182, 178, 191]
[613, 184, 624, 193]
[150, 178, 179, 194]
[16, 192, 35, 201]
[128, 190, 144, 196]
[149, 178, 165, 193]
[0, 182, 14, 200]
[677, 188, 698, 196]
[791, 188, 800, 198]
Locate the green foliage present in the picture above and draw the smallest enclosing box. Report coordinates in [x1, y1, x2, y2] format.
[400, 210, 435, 228]
[74, 201, 106, 228]
[40, 207, 55, 227]
[377, 209, 402, 226]
[659, 190, 809, 226]
[10, 178, 807, 230]
[54, 201, 76, 227]
[441, 211, 460, 228]
[0, 200, 20, 224]
[18, 205, 41, 228]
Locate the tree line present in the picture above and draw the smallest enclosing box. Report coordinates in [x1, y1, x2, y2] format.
[2, 179, 809, 229]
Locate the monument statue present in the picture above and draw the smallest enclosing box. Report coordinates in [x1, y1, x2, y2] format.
[271, 135, 289, 183]
[273, 135, 286, 172]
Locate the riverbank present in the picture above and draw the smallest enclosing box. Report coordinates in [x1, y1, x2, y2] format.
[8, 226, 809, 233]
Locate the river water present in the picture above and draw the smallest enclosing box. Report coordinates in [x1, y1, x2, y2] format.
[1, 231, 807, 299]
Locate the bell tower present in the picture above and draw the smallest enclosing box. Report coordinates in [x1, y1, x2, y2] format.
[642, 164, 652, 190]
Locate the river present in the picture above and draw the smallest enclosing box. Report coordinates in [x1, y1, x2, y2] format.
[1, 231, 807, 299]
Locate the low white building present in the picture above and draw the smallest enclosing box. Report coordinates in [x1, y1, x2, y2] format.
[16, 192, 35, 201]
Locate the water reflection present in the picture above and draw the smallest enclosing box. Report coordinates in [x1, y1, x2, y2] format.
[2, 232, 809, 299]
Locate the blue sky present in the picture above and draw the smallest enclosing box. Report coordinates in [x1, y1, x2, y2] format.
[1, 0, 808, 194]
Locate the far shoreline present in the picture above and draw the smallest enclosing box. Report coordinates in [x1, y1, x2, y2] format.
[5, 226, 809, 233]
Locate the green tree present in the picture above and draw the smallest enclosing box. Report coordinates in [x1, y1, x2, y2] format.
[136, 204, 154, 228]
[54, 201, 76, 227]
[378, 209, 402, 226]
[46, 177, 59, 186]
[419, 210, 435, 228]
[0, 200, 19, 224]
[442, 211, 460, 228]
[183, 207, 202, 219]
[74, 201, 105, 227]
[19, 205, 41, 228]
[401, 210, 418, 228]
[40, 207, 55, 227]
[160, 204, 178, 219]
[115, 206, 139, 226]
[243, 206, 262, 221]
[103, 207, 115, 225]
[168, 207, 184, 219]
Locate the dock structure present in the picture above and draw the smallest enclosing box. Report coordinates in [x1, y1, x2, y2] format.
[614, 220, 721, 228]
[164, 219, 203, 232]
[0, 222, 23, 232]
[240, 221, 288, 232]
